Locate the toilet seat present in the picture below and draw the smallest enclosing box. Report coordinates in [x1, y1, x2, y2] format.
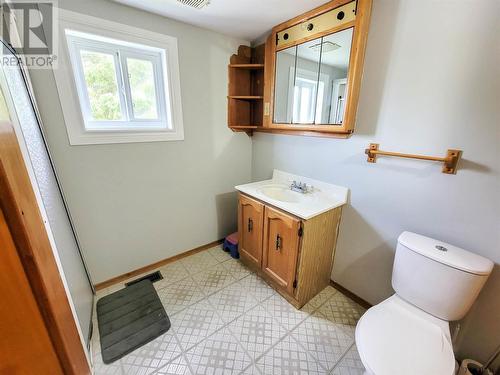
[355, 295, 455, 375]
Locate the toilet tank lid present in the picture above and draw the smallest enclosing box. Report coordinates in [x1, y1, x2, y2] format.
[398, 232, 493, 276]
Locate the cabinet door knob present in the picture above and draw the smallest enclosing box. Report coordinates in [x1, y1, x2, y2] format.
[247, 218, 253, 232]
[276, 234, 282, 251]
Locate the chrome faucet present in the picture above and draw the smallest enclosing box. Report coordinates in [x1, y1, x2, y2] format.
[290, 180, 312, 194]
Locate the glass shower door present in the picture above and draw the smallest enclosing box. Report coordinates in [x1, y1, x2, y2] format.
[0, 44, 94, 349]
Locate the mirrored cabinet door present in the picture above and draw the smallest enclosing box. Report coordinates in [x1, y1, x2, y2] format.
[293, 39, 321, 124]
[273, 27, 354, 126]
[274, 46, 296, 124]
[317, 28, 353, 125]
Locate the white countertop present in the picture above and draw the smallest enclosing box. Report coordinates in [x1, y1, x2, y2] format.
[235, 170, 349, 220]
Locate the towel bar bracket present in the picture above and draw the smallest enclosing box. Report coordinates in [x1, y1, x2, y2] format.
[365, 143, 462, 174]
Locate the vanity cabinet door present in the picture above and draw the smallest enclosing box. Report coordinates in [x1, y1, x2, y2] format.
[238, 194, 264, 267]
[262, 206, 301, 294]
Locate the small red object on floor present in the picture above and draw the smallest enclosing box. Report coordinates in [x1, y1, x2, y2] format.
[226, 232, 238, 245]
[223, 232, 239, 258]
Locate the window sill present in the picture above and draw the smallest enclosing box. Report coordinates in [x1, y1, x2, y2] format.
[84, 120, 168, 132]
[67, 129, 184, 145]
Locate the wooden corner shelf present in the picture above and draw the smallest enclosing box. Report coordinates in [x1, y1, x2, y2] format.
[228, 95, 263, 100]
[229, 125, 259, 130]
[227, 45, 265, 135]
[228, 64, 264, 69]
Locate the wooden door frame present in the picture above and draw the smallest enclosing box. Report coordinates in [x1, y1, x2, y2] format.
[0, 119, 91, 374]
[0, 205, 64, 374]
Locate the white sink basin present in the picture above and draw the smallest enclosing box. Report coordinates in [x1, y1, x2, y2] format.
[235, 170, 348, 220]
[257, 184, 309, 203]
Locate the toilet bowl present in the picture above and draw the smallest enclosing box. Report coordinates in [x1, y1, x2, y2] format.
[355, 232, 493, 375]
[356, 295, 455, 375]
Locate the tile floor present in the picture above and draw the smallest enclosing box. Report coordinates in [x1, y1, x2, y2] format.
[92, 245, 367, 375]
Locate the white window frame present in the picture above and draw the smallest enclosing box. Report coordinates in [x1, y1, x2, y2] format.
[66, 31, 169, 130]
[53, 10, 184, 145]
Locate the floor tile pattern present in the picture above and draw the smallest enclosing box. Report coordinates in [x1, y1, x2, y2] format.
[255, 334, 326, 374]
[227, 305, 287, 360]
[91, 245, 366, 374]
[331, 344, 366, 375]
[291, 313, 354, 371]
[207, 283, 259, 323]
[180, 251, 219, 275]
[154, 263, 190, 290]
[192, 263, 236, 295]
[155, 355, 192, 375]
[171, 300, 225, 351]
[261, 294, 309, 330]
[185, 327, 251, 374]
[156, 277, 205, 315]
[235, 273, 275, 303]
[120, 330, 181, 375]
[221, 259, 253, 280]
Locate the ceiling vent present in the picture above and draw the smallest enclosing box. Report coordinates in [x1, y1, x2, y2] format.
[176, 0, 210, 9]
[309, 41, 341, 53]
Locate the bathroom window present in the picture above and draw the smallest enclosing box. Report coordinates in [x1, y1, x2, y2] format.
[67, 31, 168, 131]
[54, 11, 184, 145]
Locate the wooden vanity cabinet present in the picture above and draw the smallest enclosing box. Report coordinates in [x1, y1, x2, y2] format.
[262, 206, 300, 294]
[238, 193, 342, 308]
[238, 194, 264, 267]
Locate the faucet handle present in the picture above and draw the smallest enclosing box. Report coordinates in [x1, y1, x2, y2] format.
[303, 183, 313, 193]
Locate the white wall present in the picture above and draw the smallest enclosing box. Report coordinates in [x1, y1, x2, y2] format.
[252, 0, 499, 364]
[28, 0, 253, 283]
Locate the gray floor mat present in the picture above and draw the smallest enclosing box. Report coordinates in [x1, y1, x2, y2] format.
[96, 280, 171, 364]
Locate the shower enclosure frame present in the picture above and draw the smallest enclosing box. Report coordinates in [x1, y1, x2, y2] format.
[0, 44, 92, 373]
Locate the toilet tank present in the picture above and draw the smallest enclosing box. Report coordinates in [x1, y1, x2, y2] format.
[392, 232, 493, 321]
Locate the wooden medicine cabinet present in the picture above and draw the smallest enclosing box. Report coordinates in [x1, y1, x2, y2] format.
[228, 0, 372, 137]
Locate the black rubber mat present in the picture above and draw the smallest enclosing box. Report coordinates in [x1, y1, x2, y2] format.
[96, 280, 170, 364]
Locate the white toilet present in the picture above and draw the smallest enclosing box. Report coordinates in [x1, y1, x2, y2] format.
[355, 231, 493, 375]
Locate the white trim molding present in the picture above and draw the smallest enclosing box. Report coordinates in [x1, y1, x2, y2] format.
[53, 10, 184, 145]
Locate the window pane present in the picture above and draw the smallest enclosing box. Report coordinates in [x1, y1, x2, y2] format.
[126, 58, 158, 120]
[80, 50, 122, 121]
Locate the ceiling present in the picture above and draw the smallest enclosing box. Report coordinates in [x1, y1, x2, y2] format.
[111, 0, 330, 42]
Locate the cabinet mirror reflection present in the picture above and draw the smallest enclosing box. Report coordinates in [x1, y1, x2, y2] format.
[274, 28, 353, 125]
